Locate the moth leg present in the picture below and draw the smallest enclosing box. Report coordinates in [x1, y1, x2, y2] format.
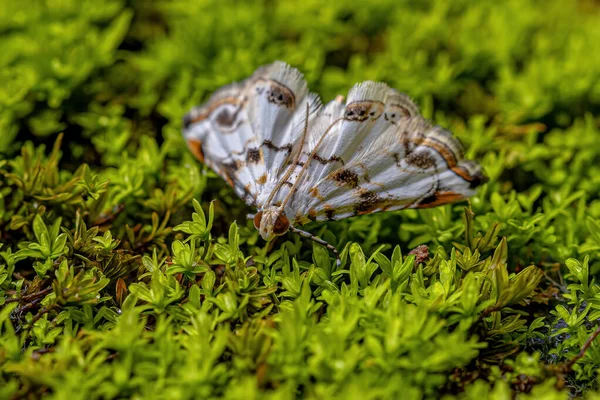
[289, 226, 341, 267]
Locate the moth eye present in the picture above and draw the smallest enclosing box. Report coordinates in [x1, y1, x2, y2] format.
[253, 211, 263, 229]
[273, 215, 290, 235]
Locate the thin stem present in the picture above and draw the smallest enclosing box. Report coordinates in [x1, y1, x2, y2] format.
[5, 287, 53, 304]
[563, 322, 600, 372]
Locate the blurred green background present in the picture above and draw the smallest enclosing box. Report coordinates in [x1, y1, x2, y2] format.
[2, 0, 600, 398]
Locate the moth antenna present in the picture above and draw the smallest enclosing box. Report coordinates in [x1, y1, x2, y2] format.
[289, 225, 341, 267]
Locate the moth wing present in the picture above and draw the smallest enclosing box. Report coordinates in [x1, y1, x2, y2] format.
[183, 80, 263, 205]
[290, 83, 486, 224]
[245, 62, 322, 174]
[183, 61, 322, 207]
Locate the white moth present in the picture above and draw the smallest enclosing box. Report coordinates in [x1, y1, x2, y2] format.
[183, 62, 486, 264]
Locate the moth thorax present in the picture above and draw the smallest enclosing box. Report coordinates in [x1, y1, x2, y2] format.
[254, 207, 290, 241]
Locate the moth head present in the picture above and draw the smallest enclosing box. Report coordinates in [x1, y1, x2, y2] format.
[253, 206, 290, 241]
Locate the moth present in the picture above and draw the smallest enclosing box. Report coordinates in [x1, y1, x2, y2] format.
[183, 62, 486, 264]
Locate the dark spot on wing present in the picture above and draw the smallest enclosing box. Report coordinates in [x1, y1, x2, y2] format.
[468, 172, 488, 188]
[384, 104, 411, 125]
[345, 101, 383, 121]
[419, 193, 438, 206]
[356, 190, 383, 214]
[246, 147, 261, 163]
[345, 102, 370, 121]
[405, 151, 436, 169]
[267, 82, 295, 108]
[331, 168, 359, 188]
[324, 206, 336, 220]
[223, 160, 239, 172]
[214, 107, 239, 128]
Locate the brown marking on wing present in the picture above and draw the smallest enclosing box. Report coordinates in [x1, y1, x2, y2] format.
[312, 154, 345, 165]
[254, 79, 296, 109]
[421, 138, 458, 168]
[308, 209, 317, 221]
[186, 139, 205, 163]
[224, 137, 260, 157]
[344, 101, 384, 121]
[451, 166, 488, 188]
[214, 107, 242, 130]
[407, 131, 426, 146]
[257, 174, 267, 185]
[331, 168, 359, 188]
[414, 191, 465, 208]
[451, 166, 473, 181]
[246, 147, 262, 163]
[389, 104, 411, 118]
[263, 140, 293, 155]
[186, 97, 240, 126]
[355, 189, 384, 215]
[384, 104, 411, 125]
[391, 152, 402, 167]
[324, 204, 336, 220]
[356, 163, 371, 183]
[400, 136, 411, 155]
[309, 187, 325, 201]
[405, 151, 436, 169]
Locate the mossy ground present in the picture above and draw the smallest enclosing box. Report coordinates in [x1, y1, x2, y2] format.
[2, 0, 600, 398]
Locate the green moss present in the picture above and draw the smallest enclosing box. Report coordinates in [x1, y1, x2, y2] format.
[2, 0, 600, 398]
